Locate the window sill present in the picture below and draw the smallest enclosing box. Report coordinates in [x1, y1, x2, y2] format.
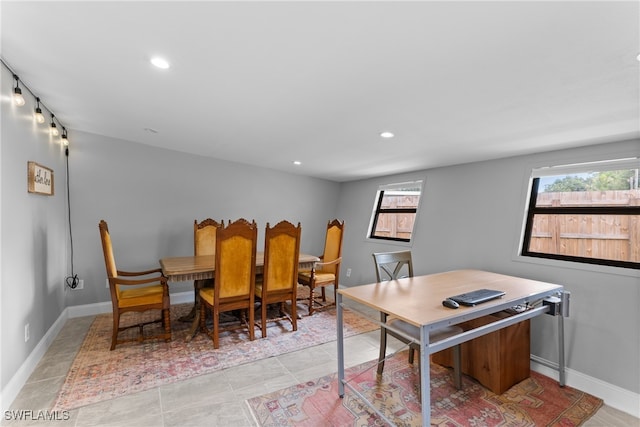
[366, 237, 413, 248]
[512, 253, 640, 278]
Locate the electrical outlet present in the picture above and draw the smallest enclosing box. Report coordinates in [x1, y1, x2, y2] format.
[73, 279, 84, 290]
[24, 323, 30, 342]
[346, 268, 352, 277]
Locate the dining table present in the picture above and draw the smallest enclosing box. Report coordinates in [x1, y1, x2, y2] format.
[160, 252, 320, 341]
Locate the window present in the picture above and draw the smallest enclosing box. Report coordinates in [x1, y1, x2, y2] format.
[368, 180, 423, 243]
[521, 158, 640, 269]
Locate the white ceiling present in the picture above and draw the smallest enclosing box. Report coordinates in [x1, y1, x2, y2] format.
[2, 1, 638, 182]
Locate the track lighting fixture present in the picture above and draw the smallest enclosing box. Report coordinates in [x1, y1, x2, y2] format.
[34, 97, 45, 123]
[50, 114, 59, 136]
[3, 58, 70, 153]
[12, 74, 25, 106]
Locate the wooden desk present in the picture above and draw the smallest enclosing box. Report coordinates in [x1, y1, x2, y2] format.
[336, 269, 567, 426]
[160, 252, 319, 340]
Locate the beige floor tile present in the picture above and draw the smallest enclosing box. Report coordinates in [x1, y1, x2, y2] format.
[163, 401, 253, 427]
[74, 389, 161, 427]
[159, 370, 233, 411]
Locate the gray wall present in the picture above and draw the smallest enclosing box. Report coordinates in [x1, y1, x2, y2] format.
[1, 65, 69, 392]
[66, 130, 340, 305]
[335, 139, 640, 394]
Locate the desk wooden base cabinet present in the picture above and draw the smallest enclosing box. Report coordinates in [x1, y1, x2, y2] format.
[432, 312, 530, 395]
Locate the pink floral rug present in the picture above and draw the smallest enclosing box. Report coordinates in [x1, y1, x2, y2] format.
[52, 302, 376, 411]
[247, 351, 603, 426]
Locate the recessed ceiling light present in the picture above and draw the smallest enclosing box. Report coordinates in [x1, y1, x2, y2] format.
[150, 57, 170, 69]
[380, 131, 395, 139]
[293, 160, 302, 166]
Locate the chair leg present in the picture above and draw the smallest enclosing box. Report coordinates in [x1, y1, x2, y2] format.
[308, 286, 315, 316]
[248, 305, 255, 342]
[163, 308, 171, 342]
[110, 312, 120, 351]
[290, 299, 297, 331]
[261, 301, 267, 338]
[213, 307, 220, 349]
[408, 347, 415, 364]
[453, 344, 462, 390]
[377, 328, 388, 375]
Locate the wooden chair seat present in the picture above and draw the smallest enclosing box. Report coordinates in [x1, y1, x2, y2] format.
[297, 270, 335, 284]
[118, 285, 165, 307]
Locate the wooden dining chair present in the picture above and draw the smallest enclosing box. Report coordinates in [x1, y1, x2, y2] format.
[98, 220, 171, 350]
[298, 219, 344, 315]
[256, 220, 302, 337]
[182, 219, 223, 322]
[199, 218, 258, 349]
[373, 250, 462, 389]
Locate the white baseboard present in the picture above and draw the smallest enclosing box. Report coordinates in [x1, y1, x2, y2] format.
[531, 355, 640, 419]
[1, 309, 68, 414]
[0, 291, 194, 413]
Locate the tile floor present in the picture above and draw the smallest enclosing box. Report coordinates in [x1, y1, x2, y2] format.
[3, 301, 638, 427]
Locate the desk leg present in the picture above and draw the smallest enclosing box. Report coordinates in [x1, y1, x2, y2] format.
[420, 326, 431, 426]
[337, 293, 345, 397]
[558, 314, 566, 386]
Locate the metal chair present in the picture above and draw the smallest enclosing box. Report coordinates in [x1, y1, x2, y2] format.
[373, 250, 462, 389]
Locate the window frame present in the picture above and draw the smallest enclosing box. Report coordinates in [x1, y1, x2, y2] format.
[367, 180, 423, 244]
[520, 158, 640, 270]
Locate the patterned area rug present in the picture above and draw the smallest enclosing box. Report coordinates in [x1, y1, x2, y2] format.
[246, 351, 603, 426]
[52, 302, 376, 411]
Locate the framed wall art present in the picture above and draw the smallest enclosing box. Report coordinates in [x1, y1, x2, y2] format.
[27, 161, 54, 196]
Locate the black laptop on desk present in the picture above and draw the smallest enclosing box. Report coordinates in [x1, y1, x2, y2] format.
[449, 288, 505, 306]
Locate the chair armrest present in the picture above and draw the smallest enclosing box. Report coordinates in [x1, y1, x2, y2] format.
[117, 268, 163, 277]
[111, 275, 168, 287]
[311, 257, 342, 272]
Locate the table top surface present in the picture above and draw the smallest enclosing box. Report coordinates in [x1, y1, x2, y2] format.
[160, 252, 319, 277]
[338, 269, 563, 327]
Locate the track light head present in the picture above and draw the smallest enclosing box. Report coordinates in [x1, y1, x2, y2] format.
[61, 128, 69, 146]
[12, 75, 25, 106]
[34, 98, 45, 123]
[50, 114, 59, 136]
